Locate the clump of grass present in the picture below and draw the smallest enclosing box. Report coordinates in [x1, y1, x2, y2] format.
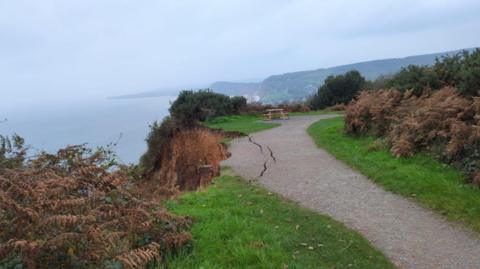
[163, 169, 394, 269]
[308, 117, 480, 232]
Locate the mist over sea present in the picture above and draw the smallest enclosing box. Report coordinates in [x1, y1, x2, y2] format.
[0, 96, 173, 164]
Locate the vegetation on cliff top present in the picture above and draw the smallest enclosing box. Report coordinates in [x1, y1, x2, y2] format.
[309, 49, 480, 110]
[169, 90, 247, 125]
[140, 90, 247, 173]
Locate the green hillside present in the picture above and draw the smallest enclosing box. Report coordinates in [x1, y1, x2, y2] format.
[212, 48, 475, 103]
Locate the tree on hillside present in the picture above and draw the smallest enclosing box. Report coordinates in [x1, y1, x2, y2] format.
[309, 70, 366, 109]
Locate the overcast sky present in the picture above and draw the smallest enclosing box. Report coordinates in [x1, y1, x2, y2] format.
[1, 0, 479, 105]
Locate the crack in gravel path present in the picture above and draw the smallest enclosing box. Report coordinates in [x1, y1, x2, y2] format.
[222, 115, 480, 269]
[259, 159, 268, 178]
[248, 135, 263, 153]
[247, 135, 270, 178]
[266, 146, 276, 163]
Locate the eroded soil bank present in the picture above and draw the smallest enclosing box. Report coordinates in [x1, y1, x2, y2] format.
[146, 127, 242, 196]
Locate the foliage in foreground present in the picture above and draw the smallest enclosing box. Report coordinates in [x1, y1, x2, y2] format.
[308, 117, 480, 232]
[164, 170, 394, 269]
[345, 87, 480, 183]
[0, 143, 191, 269]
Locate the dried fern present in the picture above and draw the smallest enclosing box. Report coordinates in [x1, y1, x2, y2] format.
[0, 145, 192, 268]
[345, 87, 480, 183]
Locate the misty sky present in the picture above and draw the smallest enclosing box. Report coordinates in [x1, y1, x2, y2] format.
[1, 0, 480, 106]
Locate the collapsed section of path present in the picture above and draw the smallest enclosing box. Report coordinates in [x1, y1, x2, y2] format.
[223, 115, 480, 269]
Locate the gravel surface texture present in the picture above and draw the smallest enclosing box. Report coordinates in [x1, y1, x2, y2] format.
[222, 115, 480, 269]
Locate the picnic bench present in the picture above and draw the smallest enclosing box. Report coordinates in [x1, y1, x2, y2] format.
[263, 108, 289, 121]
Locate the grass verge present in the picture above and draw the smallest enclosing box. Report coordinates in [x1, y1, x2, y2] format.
[307, 117, 480, 232]
[205, 115, 280, 134]
[163, 169, 394, 269]
[289, 110, 341, 116]
[205, 111, 339, 135]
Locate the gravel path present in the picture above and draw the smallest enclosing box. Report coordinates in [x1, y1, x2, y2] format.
[222, 115, 480, 269]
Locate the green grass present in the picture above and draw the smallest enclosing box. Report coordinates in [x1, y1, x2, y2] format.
[308, 117, 480, 232]
[204, 111, 338, 147]
[205, 115, 280, 134]
[205, 111, 340, 135]
[289, 110, 341, 116]
[164, 169, 394, 269]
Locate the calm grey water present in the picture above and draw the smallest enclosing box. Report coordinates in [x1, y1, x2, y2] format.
[0, 97, 173, 164]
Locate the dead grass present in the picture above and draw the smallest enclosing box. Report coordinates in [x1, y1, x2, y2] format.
[148, 129, 229, 193]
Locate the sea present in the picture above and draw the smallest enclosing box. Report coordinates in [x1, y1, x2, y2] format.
[0, 96, 174, 164]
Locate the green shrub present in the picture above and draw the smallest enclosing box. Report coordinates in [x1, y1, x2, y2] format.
[139, 116, 177, 173]
[0, 134, 26, 172]
[230, 96, 247, 114]
[141, 90, 248, 171]
[169, 89, 233, 125]
[385, 49, 480, 97]
[388, 65, 440, 95]
[433, 52, 462, 87]
[309, 70, 366, 109]
[457, 49, 480, 96]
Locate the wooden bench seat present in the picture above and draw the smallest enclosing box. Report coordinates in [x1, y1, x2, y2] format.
[262, 109, 289, 121]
